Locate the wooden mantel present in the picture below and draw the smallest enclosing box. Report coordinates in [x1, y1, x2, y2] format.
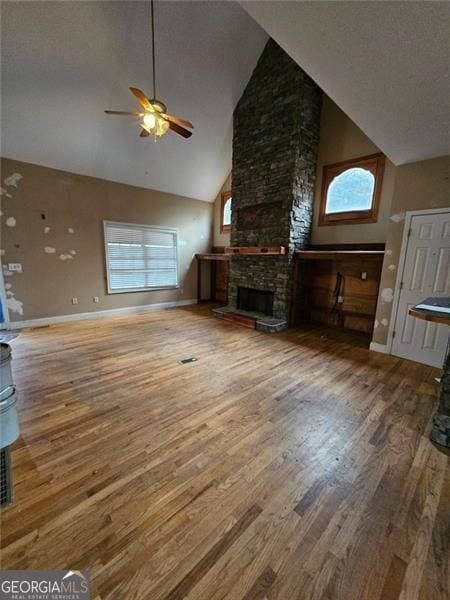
[224, 246, 286, 255]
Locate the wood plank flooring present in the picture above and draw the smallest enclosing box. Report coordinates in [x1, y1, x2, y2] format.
[1, 304, 448, 599]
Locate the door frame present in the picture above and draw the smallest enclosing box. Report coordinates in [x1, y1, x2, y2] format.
[387, 207, 450, 355]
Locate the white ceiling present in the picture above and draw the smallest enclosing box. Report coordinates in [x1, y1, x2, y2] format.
[1, 1, 267, 202]
[241, 1, 450, 165]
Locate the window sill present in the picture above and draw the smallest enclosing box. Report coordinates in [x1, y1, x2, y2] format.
[107, 285, 179, 294]
[318, 212, 378, 226]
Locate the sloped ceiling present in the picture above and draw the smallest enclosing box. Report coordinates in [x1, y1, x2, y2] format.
[1, 1, 267, 201]
[241, 1, 450, 165]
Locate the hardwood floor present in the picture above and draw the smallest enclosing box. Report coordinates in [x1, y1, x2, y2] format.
[1, 304, 448, 599]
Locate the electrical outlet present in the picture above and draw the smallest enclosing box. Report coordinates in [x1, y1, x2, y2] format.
[337, 295, 344, 304]
[72, 297, 78, 305]
[93, 296, 99, 303]
[8, 263, 22, 273]
[361, 271, 368, 280]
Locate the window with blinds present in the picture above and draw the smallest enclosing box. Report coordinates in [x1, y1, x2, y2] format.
[104, 221, 178, 293]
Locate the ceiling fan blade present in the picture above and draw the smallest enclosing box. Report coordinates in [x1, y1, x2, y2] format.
[129, 87, 154, 111]
[140, 128, 150, 138]
[105, 110, 143, 116]
[162, 113, 193, 129]
[168, 121, 192, 139]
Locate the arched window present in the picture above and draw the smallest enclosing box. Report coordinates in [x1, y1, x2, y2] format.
[221, 191, 232, 233]
[319, 153, 385, 226]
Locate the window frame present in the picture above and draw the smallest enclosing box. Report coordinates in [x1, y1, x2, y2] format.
[318, 153, 385, 226]
[103, 220, 179, 294]
[220, 191, 232, 234]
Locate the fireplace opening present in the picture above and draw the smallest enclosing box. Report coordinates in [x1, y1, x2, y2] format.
[237, 287, 274, 316]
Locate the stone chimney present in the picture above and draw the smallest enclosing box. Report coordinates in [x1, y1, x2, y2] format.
[227, 39, 322, 326]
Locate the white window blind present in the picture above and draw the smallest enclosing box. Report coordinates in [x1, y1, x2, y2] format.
[104, 221, 178, 293]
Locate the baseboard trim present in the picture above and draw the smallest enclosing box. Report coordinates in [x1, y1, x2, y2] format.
[8, 299, 197, 330]
[369, 342, 389, 354]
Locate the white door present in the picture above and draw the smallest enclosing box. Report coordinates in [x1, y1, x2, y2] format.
[392, 211, 450, 367]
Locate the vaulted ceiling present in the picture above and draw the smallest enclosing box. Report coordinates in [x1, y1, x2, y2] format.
[240, 1, 450, 165]
[3, 2, 448, 204]
[1, 1, 267, 201]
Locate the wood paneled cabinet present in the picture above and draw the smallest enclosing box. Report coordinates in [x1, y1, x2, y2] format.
[195, 250, 230, 304]
[291, 248, 384, 337]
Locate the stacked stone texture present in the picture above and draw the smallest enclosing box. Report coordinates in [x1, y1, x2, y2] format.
[431, 351, 450, 447]
[229, 39, 322, 322]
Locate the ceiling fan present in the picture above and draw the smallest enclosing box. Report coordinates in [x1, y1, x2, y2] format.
[105, 1, 193, 140]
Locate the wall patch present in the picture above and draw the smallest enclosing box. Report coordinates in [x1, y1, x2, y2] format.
[6, 295, 23, 315]
[4, 173, 23, 188]
[0, 187, 12, 198]
[390, 212, 405, 223]
[381, 288, 394, 303]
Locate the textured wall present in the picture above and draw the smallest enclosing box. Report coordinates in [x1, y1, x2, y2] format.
[0, 158, 213, 322]
[229, 39, 321, 321]
[371, 155, 450, 346]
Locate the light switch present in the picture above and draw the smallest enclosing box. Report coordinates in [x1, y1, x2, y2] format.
[8, 263, 22, 273]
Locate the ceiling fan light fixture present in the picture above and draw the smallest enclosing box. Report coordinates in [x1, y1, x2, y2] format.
[155, 117, 169, 137]
[142, 111, 169, 137]
[143, 112, 156, 129]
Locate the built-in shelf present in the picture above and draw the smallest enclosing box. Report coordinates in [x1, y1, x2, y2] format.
[295, 250, 384, 260]
[224, 246, 286, 255]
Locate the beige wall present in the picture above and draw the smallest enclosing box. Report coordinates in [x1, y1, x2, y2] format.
[372, 155, 450, 346]
[0, 158, 213, 323]
[311, 96, 395, 245]
[213, 173, 231, 248]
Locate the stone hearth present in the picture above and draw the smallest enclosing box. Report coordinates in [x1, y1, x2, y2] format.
[225, 39, 322, 328]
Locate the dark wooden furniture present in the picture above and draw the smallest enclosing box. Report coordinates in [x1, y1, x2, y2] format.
[291, 249, 384, 336]
[195, 252, 230, 303]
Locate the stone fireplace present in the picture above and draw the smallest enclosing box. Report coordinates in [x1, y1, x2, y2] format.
[221, 39, 322, 330]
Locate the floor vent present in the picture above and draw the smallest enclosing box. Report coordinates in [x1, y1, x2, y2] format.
[179, 357, 198, 364]
[0, 447, 13, 508]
